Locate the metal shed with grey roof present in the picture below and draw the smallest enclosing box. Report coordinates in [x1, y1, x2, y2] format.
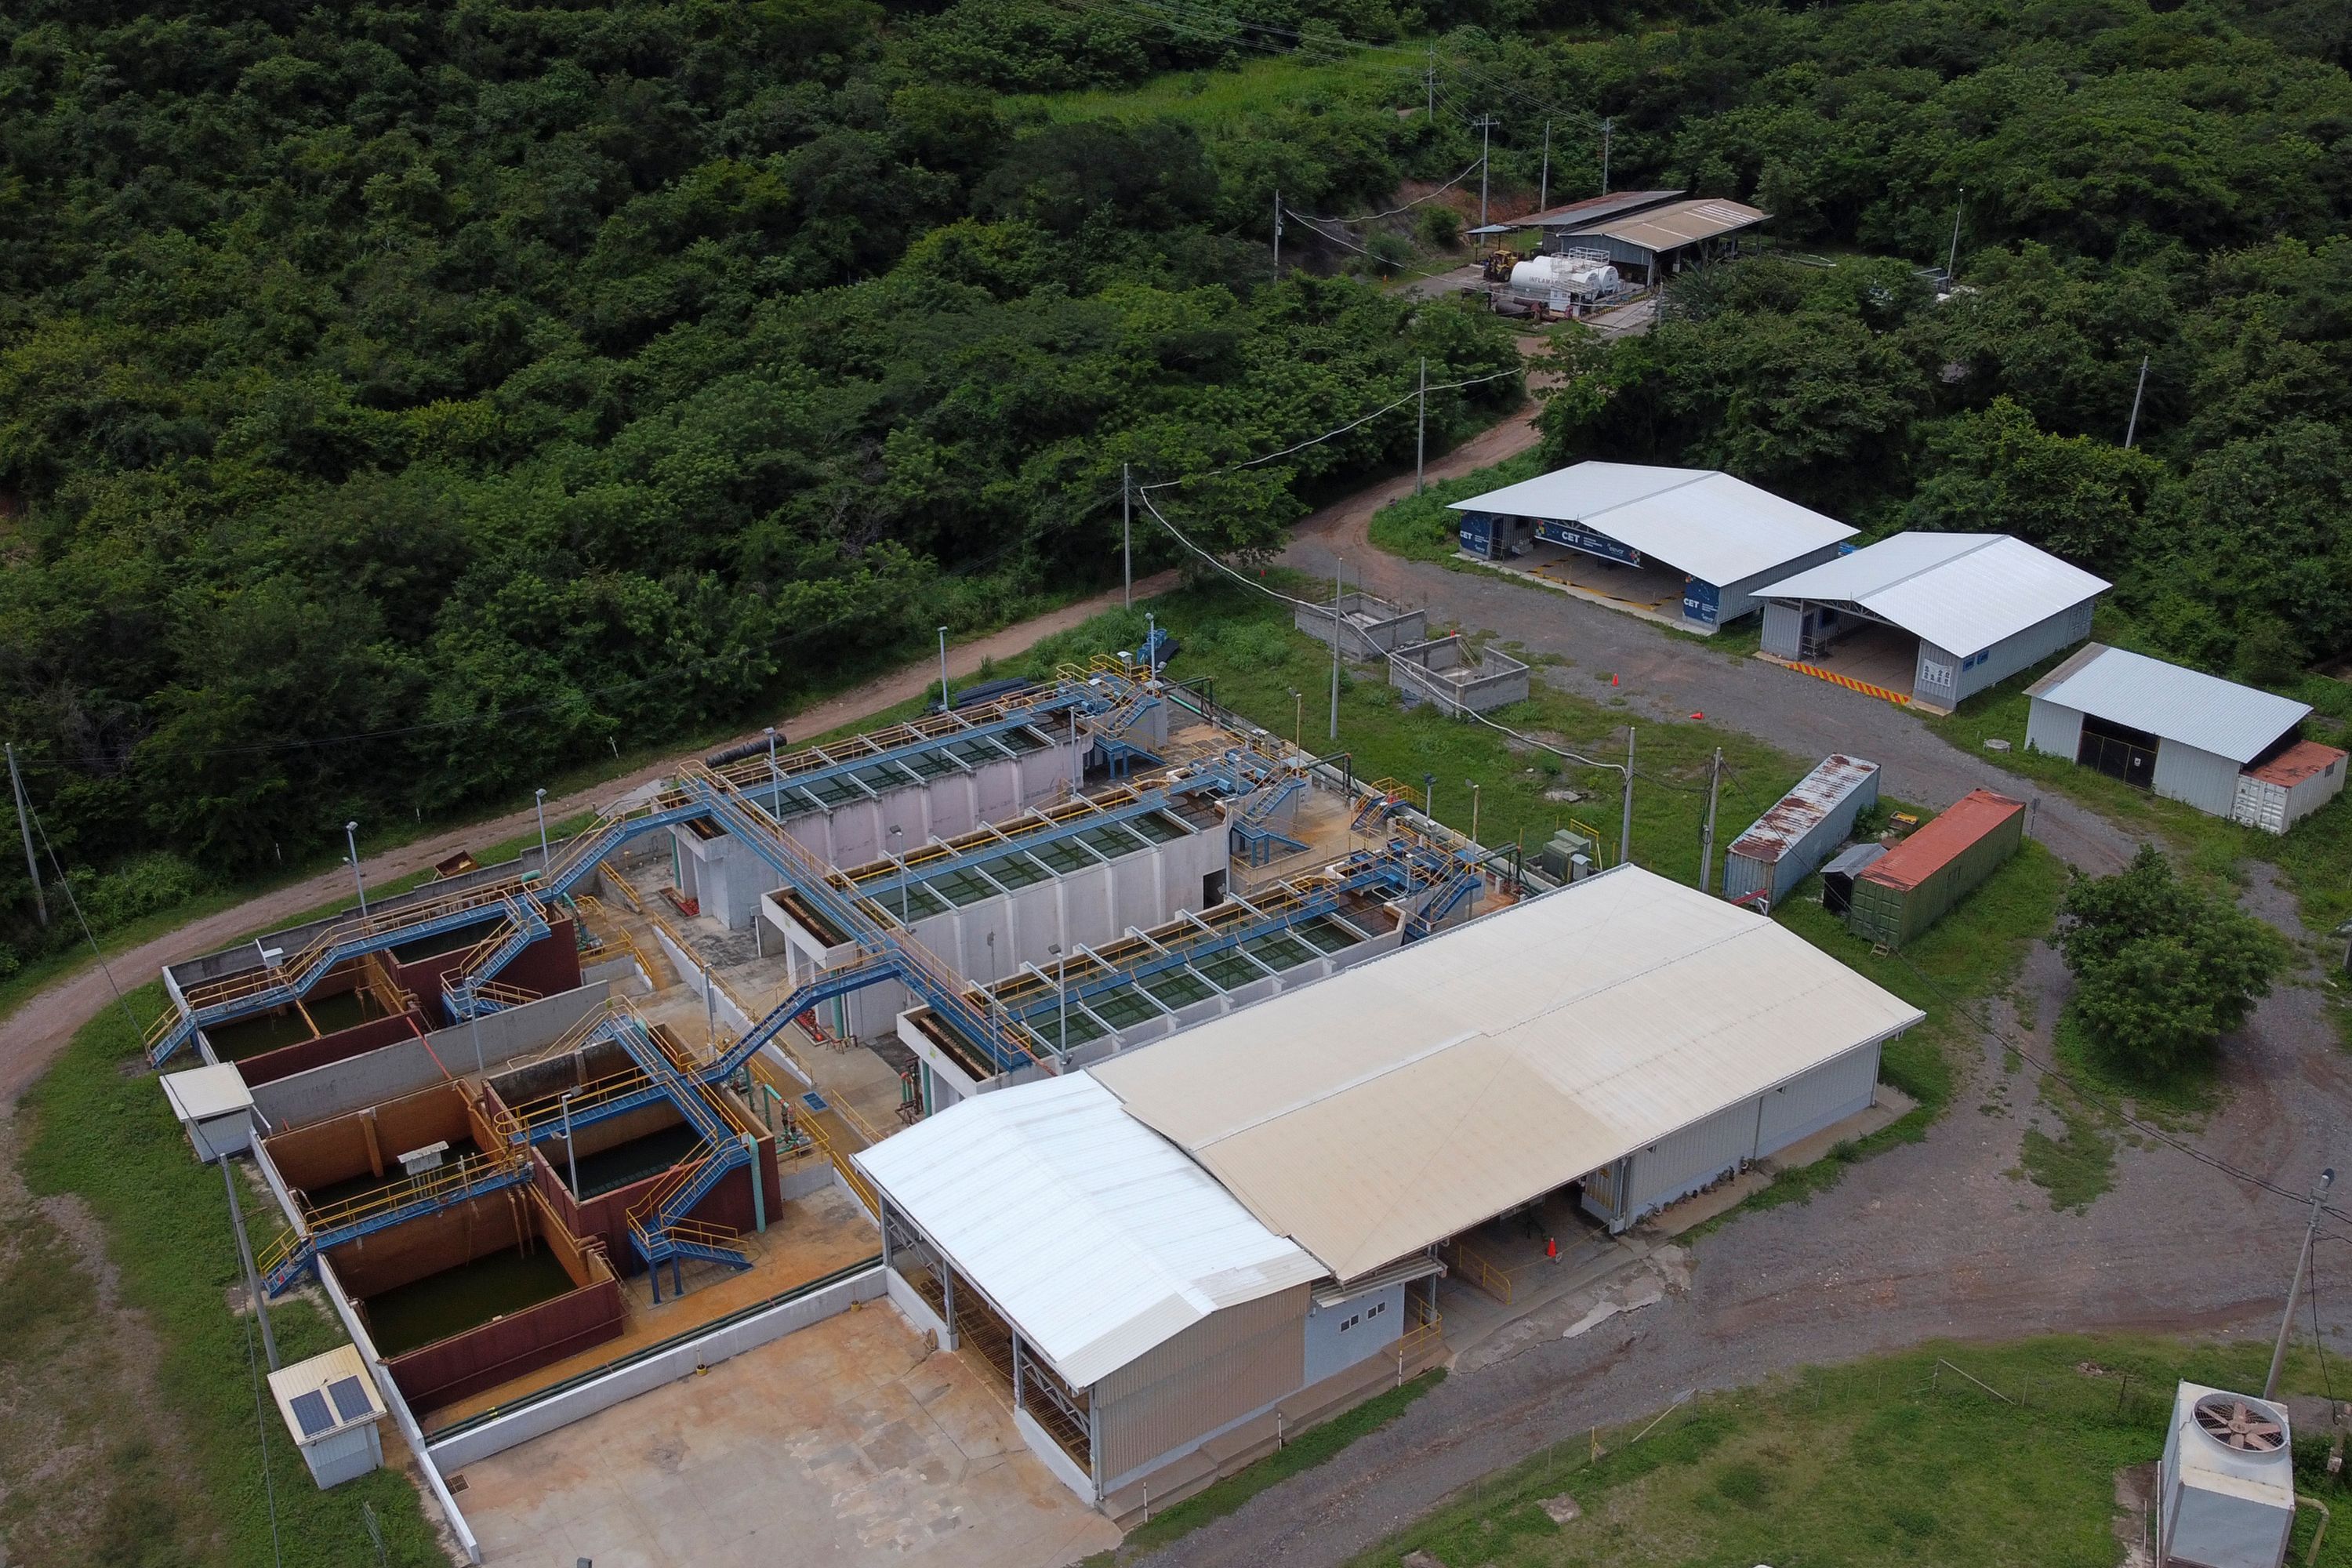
[2025, 644, 2340, 824]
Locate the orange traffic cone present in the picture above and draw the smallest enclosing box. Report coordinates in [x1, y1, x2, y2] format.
[1546, 1236, 1559, 1261]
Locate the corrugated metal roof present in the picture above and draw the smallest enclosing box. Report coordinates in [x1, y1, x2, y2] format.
[1450, 462, 1857, 586]
[1092, 866, 1922, 1283]
[1565, 197, 1769, 251]
[2246, 739, 2347, 787]
[1820, 842, 1888, 880]
[1859, 789, 2023, 892]
[1471, 191, 1689, 235]
[852, 1073, 1323, 1388]
[1759, 533, 2110, 657]
[2024, 644, 2310, 764]
[1727, 755, 1879, 865]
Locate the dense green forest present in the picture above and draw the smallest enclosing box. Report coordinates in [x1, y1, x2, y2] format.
[2, 0, 2349, 973]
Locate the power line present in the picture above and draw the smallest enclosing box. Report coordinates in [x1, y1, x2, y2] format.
[1285, 159, 1484, 223]
[1136, 365, 1521, 492]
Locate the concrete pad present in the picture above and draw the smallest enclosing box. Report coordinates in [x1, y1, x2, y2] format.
[459, 1305, 1119, 1568]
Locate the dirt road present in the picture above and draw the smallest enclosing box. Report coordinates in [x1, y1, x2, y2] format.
[0, 572, 1178, 1103]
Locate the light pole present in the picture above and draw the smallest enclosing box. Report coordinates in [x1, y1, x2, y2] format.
[1145, 612, 1159, 677]
[1946, 186, 1965, 285]
[1289, 689, 1303, 753]
[1051, 944, 1069, 1062]
[1422, 773, 1436, 815]
[937, 626, 950, 708]
[890, 826, 908, 926]
[343, 821, 368, 920]
[560, 1087, 580, 1197]
[2266, 1167, 2336, 1399]
[534, 788, 550, 872]
[765, 726, 780, 809]
[1466, 780, 1482, 846]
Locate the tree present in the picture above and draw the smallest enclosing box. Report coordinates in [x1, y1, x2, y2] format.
[2056, 846, 2288, 1073]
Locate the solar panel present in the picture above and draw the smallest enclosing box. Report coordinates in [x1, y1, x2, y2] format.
[327, 1376, 373, 1423]
[289, 1389, 334, 1438]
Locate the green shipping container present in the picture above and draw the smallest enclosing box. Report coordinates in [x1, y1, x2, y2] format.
[1845, 789, 2024, 947]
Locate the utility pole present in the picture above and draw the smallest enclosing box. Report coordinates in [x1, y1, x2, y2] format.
[2124, 355, 2151, 449]
[343, 821, 368, 920]
[1619, 728, 1635, 869]
[1272, 188, 1283, 271]
[2266, 1167, 2336, 1399]
[1329, 562, 1342, 742]
[1539, 120, 1552, 212]
[222, 1159, 279, 1371]
[1946, 186, 1965, 285]
[1425, 46, 1435, 118]
[1600, 118, 1613, 195]
[1472, 114, 1500, 230]
[5, 743, 44, 927]
[1121, 463, 1133, 608]
[1415, 358, 1428, 494]
[937, 626, 950, 707]
[1698, 747, 1722, 894]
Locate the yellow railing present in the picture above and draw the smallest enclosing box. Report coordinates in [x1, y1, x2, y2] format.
[181, 878, 528, 1015]
[626, 1138, 726, 1234]
[470, 979, 543, 1011]
[360, 951, 415, 1018]
[1446, 1238, 1518, 1305]
[797, 1109, 881, 1217]
[1568, 816, 1609, 870]
[1399, 1291, 1445, 1356]
[278, 1145, 526, 1262]
[503, 1064, 657, 1137]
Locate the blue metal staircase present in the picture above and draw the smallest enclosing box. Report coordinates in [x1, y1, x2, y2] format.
[441, 895, 554, 1019]
[1230, 771, 1312, 867]
[258, 1152, 534, 1298]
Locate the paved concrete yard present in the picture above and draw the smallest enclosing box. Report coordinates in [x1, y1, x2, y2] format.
[457, 1303, 1120, 1568]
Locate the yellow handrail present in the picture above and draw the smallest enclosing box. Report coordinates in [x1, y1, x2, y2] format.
[292, 1146, 525, 1240]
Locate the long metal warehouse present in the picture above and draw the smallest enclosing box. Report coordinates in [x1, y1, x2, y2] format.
[858, 866, 1921, 1513]
[1450, 463, 1856, 631]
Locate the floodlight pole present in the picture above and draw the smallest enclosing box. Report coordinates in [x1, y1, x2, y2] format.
[765, 726, 780, 809]
[1052, 944, 1069, 1063]
[534, 788, 550, 871]
[1468, 781, 1482, 845]
[2265, 1167, 2336, 1399]
[937, 626, 949, 708]
[1122, 463, 1133, 608]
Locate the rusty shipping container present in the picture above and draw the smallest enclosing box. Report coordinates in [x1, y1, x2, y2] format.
[1845, 789, 2025, 947]
[1721, 754, 1881, 908]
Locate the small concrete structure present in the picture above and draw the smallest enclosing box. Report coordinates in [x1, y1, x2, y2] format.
[160, 1062, 256, 1162]
[267, 1344, 386, 1489]
[1294, 592, 1427, 660]
[1388, 635, 1530, 717]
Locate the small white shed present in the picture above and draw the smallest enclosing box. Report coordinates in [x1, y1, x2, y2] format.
[2025, 644, 2343, 830]
[159, 1063, 256, 1162]
[267, 1344, 386, 1490]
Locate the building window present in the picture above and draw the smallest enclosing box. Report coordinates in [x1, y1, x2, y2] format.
[1367, 1301, 1388, 1319]
[1339, 1312, 1360, 1332]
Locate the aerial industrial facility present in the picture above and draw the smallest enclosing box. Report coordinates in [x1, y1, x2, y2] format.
[137, 634, 1940, 1554]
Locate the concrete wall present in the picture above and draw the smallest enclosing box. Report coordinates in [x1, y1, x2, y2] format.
[424, 1264, 887, 1470]
[768, 734, 1087, 872]
[246, 982, 613, 1135]
[1388, 637, 1531, 717]
[780, 822, 1229, 1043]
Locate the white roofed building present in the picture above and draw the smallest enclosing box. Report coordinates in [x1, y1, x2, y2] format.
[1451, 463, 1857, 633]
[1757, 532, 2109, 713]
[2026, 644, 2346, 831]
[857, 866, 1920, 1514]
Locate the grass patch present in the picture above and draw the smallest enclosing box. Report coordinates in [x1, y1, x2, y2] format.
[13, 982, 446, 1566]
[1689, 843, 2069, 1229]
[1356, 1336, 2352, 1568]
[1003, 46, 1412, 133]
[2016, 1098, 2117, 1213]
[1094, 1370, 1446, 1563]
[1368, 451, 1546, 563]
